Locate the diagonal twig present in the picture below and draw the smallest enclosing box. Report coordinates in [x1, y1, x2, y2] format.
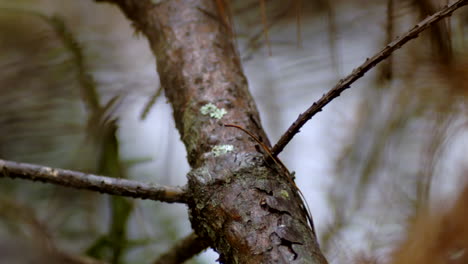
[140, 85, 163, 120]
[0, 159, 187, 203]
[152, 232, 208, 264]
[271, 0, 468, 157]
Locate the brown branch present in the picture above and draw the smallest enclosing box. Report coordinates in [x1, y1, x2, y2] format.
[152, 232, 208, 264]
[271, 0, 468, 157]
[0, 159, 187, 203]
[95, 0, 328, 263]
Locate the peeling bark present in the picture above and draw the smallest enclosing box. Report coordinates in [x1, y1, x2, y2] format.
[96, 0, 327, 263]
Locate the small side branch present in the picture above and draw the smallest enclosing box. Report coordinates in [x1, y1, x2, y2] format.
[271, 0, 468, 156]
[152, 232, 208, 264]
[0, 159, 187, 203]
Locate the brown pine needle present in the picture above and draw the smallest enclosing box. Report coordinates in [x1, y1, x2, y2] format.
[259, 0, 272, 56]
[224, 124, 316, 231]
[296, 0, 303, 48]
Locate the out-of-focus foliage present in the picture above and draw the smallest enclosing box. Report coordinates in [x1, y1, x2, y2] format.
[319, 1, 468, 261]
[0, 0, 467, 263]
[0, 8, 89, 168]
[389, 183, 468, 264]
[0, 1, 195, 263]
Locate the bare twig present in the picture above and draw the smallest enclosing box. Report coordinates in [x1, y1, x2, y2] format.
[152, 232, 208, 264]
[0, 159, 187, 203]
[382, 0, 394, 81]
[271, 0, 468, 157]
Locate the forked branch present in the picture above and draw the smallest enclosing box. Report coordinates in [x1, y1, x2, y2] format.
[0, 159, 187, 203]
[271, 0, 468, 157]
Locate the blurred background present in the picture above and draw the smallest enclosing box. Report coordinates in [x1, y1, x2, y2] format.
[0, 0, 467, 263]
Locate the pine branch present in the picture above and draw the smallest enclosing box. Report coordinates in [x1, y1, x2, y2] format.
[95, 0, 328, 263]
[0, 159, 187, 203]
[271, 0, 468, 157]
[152, 232, 208, 264]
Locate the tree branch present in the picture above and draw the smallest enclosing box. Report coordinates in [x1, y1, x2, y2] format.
[0, 159, 187, 203]
[271, 0, 468, 157]
[95, 0, 328, 263]
[152, 232, 208, 264]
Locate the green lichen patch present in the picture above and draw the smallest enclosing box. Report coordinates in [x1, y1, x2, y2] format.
[200, 103, 227, 119]
[280, 190, 290, 199]
[212, 144, 234, 157]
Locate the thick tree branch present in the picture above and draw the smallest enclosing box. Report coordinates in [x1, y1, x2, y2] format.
[271, 0, 468, 157]
[96, 0, 328, 263]
[0, 159, 187, 203]
[153, 232, 208, 264]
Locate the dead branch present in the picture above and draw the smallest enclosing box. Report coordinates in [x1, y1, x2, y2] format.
[0, 159, 187, 203]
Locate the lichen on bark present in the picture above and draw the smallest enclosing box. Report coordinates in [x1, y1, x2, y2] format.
[97, 0, 328, 262]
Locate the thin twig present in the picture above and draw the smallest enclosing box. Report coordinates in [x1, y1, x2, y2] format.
[152, 232, 208, 264]
[271, 0, 468, 157]
[0, 159, 187, 203]
[382, 0, 394, 81]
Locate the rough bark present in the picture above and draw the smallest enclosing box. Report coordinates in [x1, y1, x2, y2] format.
[96, 0, 327, 263]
